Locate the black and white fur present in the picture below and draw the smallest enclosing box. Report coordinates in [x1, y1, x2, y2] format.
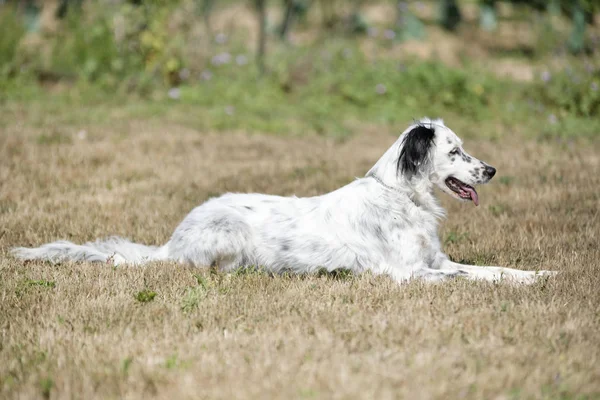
[12, 118, 554, 283]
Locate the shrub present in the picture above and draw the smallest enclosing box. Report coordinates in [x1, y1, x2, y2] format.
[535, 67, 600, 117]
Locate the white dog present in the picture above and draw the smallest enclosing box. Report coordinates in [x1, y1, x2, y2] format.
[13, 118, 554, 283]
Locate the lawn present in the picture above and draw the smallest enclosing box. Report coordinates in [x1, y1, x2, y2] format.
[1, 1, 600, 399]
[1, 109, 599, 399]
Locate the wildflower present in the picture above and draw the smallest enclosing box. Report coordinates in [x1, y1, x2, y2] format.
[77, 130, 87, 140]
[585, 64, 594, 74]
[179, 68, 190, 80]
[200, 70, 213, 81]
[215, 32, 228, 44]
[384, 29, 396, 40]
[225, 105, 235, 116]
[591, 82, 598, 92]
[367, 27, 379, 38]
[211, 53, 231, 66]
[548, 114, 557, 125]
[168, 88, 181, 100]
[235, 55, 248, 66]
[540, 70, 551, 82]
[375, 84, 387, 95]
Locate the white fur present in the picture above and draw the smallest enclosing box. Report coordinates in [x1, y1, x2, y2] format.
[12, 118, 555, 284]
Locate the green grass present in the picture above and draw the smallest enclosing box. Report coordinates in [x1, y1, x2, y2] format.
[134, 289, 157, 303]
[2, 51, 598, 142]
[26, 279, 56, 288]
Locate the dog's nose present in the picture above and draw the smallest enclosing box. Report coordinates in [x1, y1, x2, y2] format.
[484, 165, 496, 179]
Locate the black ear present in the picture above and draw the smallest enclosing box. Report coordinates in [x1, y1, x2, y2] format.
[397, 124, 436, 178]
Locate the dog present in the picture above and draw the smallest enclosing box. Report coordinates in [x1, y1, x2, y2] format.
[12, 118, 554, 283]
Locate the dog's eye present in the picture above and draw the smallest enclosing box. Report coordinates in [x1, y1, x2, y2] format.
[449, 148, 460, 155]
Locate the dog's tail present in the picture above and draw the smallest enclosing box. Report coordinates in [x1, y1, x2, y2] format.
[11, 236, 170, 266]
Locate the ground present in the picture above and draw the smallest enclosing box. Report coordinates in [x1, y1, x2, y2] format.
[1, 114, 599, 399]
[1, 0, 600, 398]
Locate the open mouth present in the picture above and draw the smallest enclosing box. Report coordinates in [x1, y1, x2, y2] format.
[445, 177, 479, 206]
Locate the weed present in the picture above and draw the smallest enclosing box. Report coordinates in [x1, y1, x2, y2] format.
[26, 280, 56, 288]
[135, 290, 157, 303]
[444, 231, 469, 245]
[40, 377, 54, 400]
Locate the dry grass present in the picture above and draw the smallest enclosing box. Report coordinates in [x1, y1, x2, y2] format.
[1, 118, 599, 400]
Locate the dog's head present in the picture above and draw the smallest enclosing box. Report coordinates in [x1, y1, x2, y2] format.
[395, 118, 496, 206]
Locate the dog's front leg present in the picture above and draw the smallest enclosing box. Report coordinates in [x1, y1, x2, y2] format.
[437, 257, 556, 284]
[378, 260, 467, 284]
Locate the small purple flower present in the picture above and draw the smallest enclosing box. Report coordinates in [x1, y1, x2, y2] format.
[200, 70, 213, 81]
[367, 27, 379, 38]
[397, 2, 408, 12]
[215, 32, 228, 45]
[235, 54, 248, 66]
[548, 113, 557, 125]
[211, 52, 231, 66]
[591, 82, 599, 92]
[541, 70, 551, 83]
[343, 48, 353, 59]
[179, 68, 190, 80]
[225, 105, 235, 116]
[168, 87, 181, 100]
[384, 29, 396, 40]
[375, 84, 387, 95]
[415, 1, 425, 11]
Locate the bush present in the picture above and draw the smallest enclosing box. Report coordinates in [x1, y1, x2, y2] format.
[535, 67, 600, 117]
[0, 6, 27, 77]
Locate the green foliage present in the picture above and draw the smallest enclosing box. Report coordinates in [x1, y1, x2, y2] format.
[26, 280, 56, 288]
[444, 231, 469, 245]
[23, 2, 188, 91]
[39, 377, 54, 400]
[0, 1, 598, 139]
[135, 289, 157, 303]
[181, 286, 206, 312]
[121, 357, 134, 375]
[534, 67, 600, 117]
[0, 7, 26, 76]
[181, 274, 212, 312]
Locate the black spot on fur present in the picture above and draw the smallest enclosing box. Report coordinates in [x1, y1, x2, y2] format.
[373, 225, 386, 241]
[280, 238, 292, 252]
[397, 124, 436, 178]
[243, 206, 253, 211]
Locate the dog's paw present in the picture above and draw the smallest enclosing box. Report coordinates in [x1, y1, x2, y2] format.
[535, 270, 558, 277]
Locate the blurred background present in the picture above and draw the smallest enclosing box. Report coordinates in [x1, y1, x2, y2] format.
[0, 0, 599, 138]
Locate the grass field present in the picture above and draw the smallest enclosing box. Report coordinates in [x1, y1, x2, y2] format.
[1, 112, 599, 399]
[1, 1, 600, 399]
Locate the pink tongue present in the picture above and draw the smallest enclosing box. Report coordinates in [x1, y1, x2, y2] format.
[465, 187, 479, 206]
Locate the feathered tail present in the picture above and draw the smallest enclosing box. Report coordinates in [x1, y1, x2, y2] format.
[12, 236, 170, 265]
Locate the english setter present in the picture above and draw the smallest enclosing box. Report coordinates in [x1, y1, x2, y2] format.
[13, 118, 554, 283]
